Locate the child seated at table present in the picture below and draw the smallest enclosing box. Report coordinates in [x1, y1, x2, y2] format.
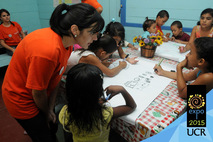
[59, 63, 136, 142]
[153, 37, 213, 98]
[179, 8, 213, 53]
[104, 21, 139, 64]
[169, 21, 190, 44]
[141, 17, 157, 38]
[155, 10, 170, 42]
[66, 34, 127, 77]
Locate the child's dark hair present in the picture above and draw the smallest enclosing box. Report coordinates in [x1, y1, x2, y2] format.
[197, 8, 213, 25]
[194, 37, 213, 72]
[171, 21, 182, 29]
[66, 63, 107, 132]
[156, 10, 169, 19]
[0, 9, 15, 26]
[88, 33, 117, 53]
[143, 17, 156, 31]
[50, 3, 104, 37]
[103, 21, 125, 41]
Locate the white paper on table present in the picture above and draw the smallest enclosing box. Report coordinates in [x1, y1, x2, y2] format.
[103, 58, 173, 125]
[155, 41, 189, 62]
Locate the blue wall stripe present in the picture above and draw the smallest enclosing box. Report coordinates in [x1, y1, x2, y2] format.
[120, 0, 193, 33]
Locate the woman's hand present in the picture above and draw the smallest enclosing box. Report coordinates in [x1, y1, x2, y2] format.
[12, 48, 15, 53]
[126, 57, 138, 64]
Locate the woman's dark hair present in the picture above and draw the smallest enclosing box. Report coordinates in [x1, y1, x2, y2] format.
[194, 37, 213, 72]
[143, 17, 156, 31]
[0, 9, 15, 26]
[156, 10, 169, 19]
[66, 63, 107, 132]
[88, 33, 117, 53]
[103, 21, 125, 41]
[171, 21, 183, 29]
[50, 3, 104, 37]
[197, 8, 213, 25]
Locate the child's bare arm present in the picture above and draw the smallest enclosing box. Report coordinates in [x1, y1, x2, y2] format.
[179, 26, 196, 53]
[175, 39, 188, 44]
[104, 85, 136, 118]
[80, 55, 127, 77]
[153, 64, 177, 79]
[117, 46, 138, 64]
[153, 63, 198, 81]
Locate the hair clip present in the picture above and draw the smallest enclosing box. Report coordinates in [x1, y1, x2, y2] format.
[111, 18, 116, 23]
[100, 74, 104, 79]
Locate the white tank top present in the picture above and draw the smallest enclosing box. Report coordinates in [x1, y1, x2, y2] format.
[66, 50, 96, 72]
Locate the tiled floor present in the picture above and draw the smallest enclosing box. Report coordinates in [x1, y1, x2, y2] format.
[0, 66, 127, 142]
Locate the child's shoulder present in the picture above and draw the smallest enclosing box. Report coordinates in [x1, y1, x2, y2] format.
[199, 72, 213, 82]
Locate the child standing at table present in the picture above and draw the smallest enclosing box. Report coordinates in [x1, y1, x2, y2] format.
[179, 8, 213, 53]
[141, 17, 157, 38]
[154, 37, 213, 98]
[66, 34, 127, 77]
[59, 63, 136, 142]
[169, 21, 190, 44]
[104, 21, 139, 64]
[155, 10, 170, 42]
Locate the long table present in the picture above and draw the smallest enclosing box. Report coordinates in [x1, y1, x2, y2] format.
[108, 45, 189, 142]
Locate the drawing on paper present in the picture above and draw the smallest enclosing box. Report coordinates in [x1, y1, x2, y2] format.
[124, 71, 154, 90]
[109, 59, 130, 70]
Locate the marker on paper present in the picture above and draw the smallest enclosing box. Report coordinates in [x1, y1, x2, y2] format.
[105, 94, 111, 101]
[154, 58, 164, 72]
[123, 54, 129, 61]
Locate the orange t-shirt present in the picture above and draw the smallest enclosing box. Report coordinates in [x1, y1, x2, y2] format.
[0, 21, 22, 46]
[2, 28, 72, 119]
[81, 0, 102, 9]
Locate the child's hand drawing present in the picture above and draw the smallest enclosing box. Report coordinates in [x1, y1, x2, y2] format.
[119, 61, 127, 69]
[104, 85, 125, 100]
[153, 64, 164, 75]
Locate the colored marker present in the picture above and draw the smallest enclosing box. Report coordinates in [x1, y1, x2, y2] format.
[123, 54, 129, 61]
[105, 94, 111, 101]
[154, 58, 164, 72]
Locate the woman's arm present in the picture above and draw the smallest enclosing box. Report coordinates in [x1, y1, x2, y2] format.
[20, 30, 26, 39]
[32, 89, 55, 124]
[80, 55, 127, 77]
[105, 85, 136, 118]
[0, 39, 15, 52]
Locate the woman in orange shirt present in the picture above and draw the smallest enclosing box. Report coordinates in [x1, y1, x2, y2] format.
[2, 3, 104, 142]
[0, 9, 26, 55]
